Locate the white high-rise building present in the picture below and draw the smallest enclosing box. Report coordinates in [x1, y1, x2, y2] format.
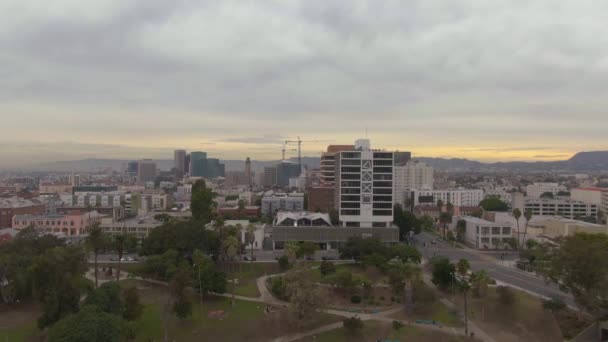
[335, 139, 394, 228]
[525, 182, 567, 199]
[393, 161, 434, 205]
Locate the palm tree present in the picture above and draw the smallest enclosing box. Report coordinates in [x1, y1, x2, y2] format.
[113, 231, 129, 281]
[456, 258, 471, 336]
[512, 208, 522, 248]
[522, 209, 533, 248]
[246, 224, 256, 264]
[285, 241, 299, 263]
[223, 235, 239, 307]
[86, 223, 106, 288]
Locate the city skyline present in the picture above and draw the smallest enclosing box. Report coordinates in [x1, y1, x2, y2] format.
[2, 1, 608, 167]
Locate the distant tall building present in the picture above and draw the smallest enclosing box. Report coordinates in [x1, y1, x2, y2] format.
[263, 166, 277, 187]
[123, 161, 139, 182]
[335, 139, 394, 228]
[189, 151, 225, 179]
[184, 154, 191, 176]
[393, 161, 434, 206]
[245, 157, 252, 187]
[276, 161, 301, 187]
[137, 160, 157, 183]
[174, 149, 187, 177]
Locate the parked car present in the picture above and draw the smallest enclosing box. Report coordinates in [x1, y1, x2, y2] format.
[244, 256, 257, 261]
[321, 256, 336, 261]
[431, 239, 437, 245]
[305, 256, 315, 261]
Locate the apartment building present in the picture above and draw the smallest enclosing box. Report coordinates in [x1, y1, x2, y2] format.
[13, 211, 104, 236]
[334, 139, 394, 228]
[261, 192, 304, 215]
[0, 197, 46, 228]
[524, 198, 598, 219]
[100, 216, 163, 240]
[393, 160, 434, 205]
[571, 187, 605, 205]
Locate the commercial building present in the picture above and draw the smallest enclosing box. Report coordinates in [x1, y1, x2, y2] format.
[393, 160, 434, 205]
[524, 198, 598, 219]
[525, 182, 567, 199]
[137, 160, 157, 183]
[571, 187, 605, 205]
[261, 192, 304, 215]
[13, 211, 104, 236]
[0, 197, 46, 228]
[39, 182, 72, 194]
[603, 190, 608, 216]
[273, 211, 332, 227]
[174, 149, 187, 176]
[334, 139, 394, 228]
[525, 217, 608, 243]
[461, 216, 513, 249]
[409, 189, 484, 207]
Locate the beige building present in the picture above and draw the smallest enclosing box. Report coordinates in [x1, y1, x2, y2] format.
[571, 187, 605, 205]
[528, 217, 608, 243]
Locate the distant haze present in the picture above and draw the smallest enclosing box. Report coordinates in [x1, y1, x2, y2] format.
[2, 1, 608, 167]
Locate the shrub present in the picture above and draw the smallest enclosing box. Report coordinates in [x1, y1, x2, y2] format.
[392, 320, 404, 330]
[350, 295, 362, 304]
[343, 316, 364, 334]
[320, 261, 336, 276]
[278, 255, 290, 271]
[269, 276, 288, 300]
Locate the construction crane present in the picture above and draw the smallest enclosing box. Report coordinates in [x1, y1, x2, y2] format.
[280, 144, 297, 161]
[284, 136, 333, 172]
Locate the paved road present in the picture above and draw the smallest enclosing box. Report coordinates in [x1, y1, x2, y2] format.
[416, 231, 575, 307]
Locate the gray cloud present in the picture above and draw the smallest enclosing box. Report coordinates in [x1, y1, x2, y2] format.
[1, 0, 607, 165]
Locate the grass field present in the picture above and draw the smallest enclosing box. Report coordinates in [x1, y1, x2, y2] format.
[294, 320, 468, 342]
[229, 262, 281, 297]
[389, 300, 462, 327]
[447, 286, 562, 342]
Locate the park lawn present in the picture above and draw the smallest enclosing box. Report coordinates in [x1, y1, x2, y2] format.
[389, 301, 462, 327]
[295, 320, 467, 342]
[314, 264, 388, 285]
[0, 322, 39, 342]
[131, 279, 342, 342]
[447, 286, 562, 342]
[229, 262, 282, 298]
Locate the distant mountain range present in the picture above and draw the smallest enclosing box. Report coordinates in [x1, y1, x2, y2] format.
[9, 151, 608, 173]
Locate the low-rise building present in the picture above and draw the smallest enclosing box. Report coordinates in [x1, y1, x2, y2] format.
[0, 197, 46, 228]
[261, 192, 304, 215]
[99, 216, 163, 240]
[13, 211, 104, 236]
[273, 211, 332, 227]
[524, 198, 598, 219]
[409, 189, 484, 208]
[571, 187, 605, 205]
[461, 216, 513, 249]
[525, 182, 567, 199]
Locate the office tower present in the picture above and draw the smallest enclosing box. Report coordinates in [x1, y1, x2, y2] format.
[335, 139, 394, 228]
[245, 157, 252, 187]
[276, 161, 301, 187]
[189, 151, 208, 177]
[137, 160, 157, 183]
[123, 161, 139, 182]
[184, 154, 191, 176]
[263, 166, 277, 187]
[174, 149, 187, 176]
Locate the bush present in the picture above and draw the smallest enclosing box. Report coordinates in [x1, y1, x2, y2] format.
[277, 255, 290, 271]
[392, 320, 404, 330]
[350, 295, 362, 304]
[343, 316, 364, 335]
[269, 276, 287, 300]
[320, 261, 336, 275]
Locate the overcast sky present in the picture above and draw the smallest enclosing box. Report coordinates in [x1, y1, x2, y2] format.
[2, 0, 608, 167]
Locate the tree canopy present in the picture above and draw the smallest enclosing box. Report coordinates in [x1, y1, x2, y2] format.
[479, 197, 509, 212]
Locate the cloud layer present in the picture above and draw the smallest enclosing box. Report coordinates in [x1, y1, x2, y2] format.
[1, 0, 607, 167]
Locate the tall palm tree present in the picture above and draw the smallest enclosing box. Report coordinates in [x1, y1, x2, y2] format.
[456, 259, 471, 336]
[522, 209, 533, 248]
[223, 235, 239, 307]
[512, 208, 522, 248]
[86, 223, 106, 288]
[246, 224, 256, 264]
[113, 231, 129, 281]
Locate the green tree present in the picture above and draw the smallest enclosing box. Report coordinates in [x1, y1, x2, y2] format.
[393, 204, 421, 240]
[389, 244, 421, 263]
[456, 219, 466, 242]
[112, 232, 133, 281]
[154, 213, 173, 223]
[470, 270, 490, 298]
[334, 269, 358, 292]
[141, 220, 221, 258]
[479, 197, 509, 212]
[430, 257, 455, 291]
[542, 297, 566, 313]
[170, 267, 192, 319]
[245, 224, 256, 263]
[123, 286, 143, 321]
[328, 208, 339, 225]
[283, 262, 326, 328]
[191, 179, 216, 223]
[296, 241, 318, 259]
[86, 223, 107, 288]
[419, 215, 434, 231]
[277, 255, 290, 271]
[30, 246, 89, 328]
[546, 233, 608, 330]
[222, 235, 239, 306]
[84, 282, 124, 315]
[319, 260, 336, 275]
[48, 306, 129, 342]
